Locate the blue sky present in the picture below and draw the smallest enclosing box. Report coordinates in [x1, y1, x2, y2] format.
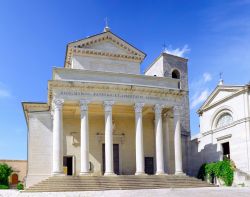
[0, 0, 250, 159]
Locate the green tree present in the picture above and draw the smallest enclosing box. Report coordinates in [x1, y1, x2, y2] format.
[0, 163, 13, 186]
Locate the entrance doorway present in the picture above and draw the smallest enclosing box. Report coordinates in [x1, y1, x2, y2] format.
[63, 156, 73, 175]
[11, 173, 18, 184]
[145, 157, 154, 175]
[102, 144, 119, 175]
[222, 142, 230, 160]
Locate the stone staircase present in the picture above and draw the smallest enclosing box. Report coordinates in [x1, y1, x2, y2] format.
[24, 175, 215, 192]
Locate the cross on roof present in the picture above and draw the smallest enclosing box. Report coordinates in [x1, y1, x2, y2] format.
[104, 17, 111, 32]
[219, 72, 223, 79]
[105, 17, 109, 28]
[162, 42, 167, 52]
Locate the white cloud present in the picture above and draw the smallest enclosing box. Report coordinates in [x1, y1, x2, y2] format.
[164, 44, 190, 57]
[203, 72, 212, 82]
[0, 82, 11, 98]
[191, 89, 210, 109]
[190, 72, 213, 109]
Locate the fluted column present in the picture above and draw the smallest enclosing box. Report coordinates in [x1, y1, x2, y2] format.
[52, 98, 64, 176]
[154, 104, 165, 175]
[174, 106, 184, 175]
[134, 103, 145, 175]
[104, 101, 115, 176]
[79, 100, 90, 175]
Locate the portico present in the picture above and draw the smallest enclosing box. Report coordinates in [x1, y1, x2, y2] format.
[51, 93, 183, 176]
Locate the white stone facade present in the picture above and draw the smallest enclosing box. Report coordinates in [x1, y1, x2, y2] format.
[189, 84, 250, 179]
[23, 29, 190, 187]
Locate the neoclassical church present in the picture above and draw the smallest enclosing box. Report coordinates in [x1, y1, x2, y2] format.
[22, 26, 191, 187]
[190, 80, 250, 185]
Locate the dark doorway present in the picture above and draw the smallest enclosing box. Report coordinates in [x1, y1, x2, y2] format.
[222, 142, 230, 160]
[63, 156, 73, 175]
[145, 157, 154, 175]
[102, 144, 119, 175]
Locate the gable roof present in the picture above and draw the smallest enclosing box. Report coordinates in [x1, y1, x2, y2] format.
[64, 31, 146, 68]
[197, 85, 246, 114]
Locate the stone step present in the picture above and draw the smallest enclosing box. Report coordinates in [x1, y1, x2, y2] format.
[24, 175, 215, 192]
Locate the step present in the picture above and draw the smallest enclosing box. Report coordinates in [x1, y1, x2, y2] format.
[24, 175, 215, 192]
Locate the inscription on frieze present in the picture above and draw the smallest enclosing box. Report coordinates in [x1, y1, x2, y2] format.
[57, 90, 179, 103]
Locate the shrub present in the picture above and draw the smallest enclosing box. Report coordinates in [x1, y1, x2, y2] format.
[17, 182, 24, 190]
[197, 160, 234, 186]
[0, 163, 12, 186]
[197, 163, 206, 180]
[0, 184, 9, 189]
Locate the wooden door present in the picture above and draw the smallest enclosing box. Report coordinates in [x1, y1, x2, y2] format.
[12, 174, 18, 184]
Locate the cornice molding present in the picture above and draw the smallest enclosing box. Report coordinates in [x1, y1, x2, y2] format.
[198, 86, 246, 114]
[65, 32, 145, 68]
[47, 80, 184, 105]
[201, 117, 250, 137]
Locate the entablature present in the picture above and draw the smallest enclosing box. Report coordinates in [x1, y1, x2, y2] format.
[47, 80, 185, 108]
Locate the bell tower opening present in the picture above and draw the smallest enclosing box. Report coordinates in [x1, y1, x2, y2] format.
[172, 69, 180, 79]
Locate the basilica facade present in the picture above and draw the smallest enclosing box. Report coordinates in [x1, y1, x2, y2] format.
[22, 27, 190, 187]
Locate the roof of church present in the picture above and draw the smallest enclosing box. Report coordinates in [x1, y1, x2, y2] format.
[64, 30, 146, 68]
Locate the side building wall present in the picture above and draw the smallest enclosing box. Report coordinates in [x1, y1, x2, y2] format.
[26, 111, 53, 187]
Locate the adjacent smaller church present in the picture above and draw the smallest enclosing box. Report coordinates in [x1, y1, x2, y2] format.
[190, 79, 250, 185]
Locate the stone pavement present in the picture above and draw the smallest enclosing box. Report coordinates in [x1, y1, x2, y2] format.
[1, 187, 250, 197]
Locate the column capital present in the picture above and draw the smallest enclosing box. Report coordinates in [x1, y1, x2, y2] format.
[134, 103, 145, 113]
[103, 101, 115, 112]
[80, 99, 90, 112]
[154, 104, 164, 114]
[52, 99, 64, 110]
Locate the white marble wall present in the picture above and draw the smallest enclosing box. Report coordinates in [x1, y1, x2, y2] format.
[26, 112, 52, 187]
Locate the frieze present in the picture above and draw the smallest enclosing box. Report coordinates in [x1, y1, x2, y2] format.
[57, 90, 177, 102]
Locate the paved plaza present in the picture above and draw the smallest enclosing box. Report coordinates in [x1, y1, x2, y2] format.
[1, 187, 250, 197]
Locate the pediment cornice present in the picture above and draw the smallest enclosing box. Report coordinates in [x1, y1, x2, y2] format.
[198, 85, 246, 114]
[64, 31, 146, 68]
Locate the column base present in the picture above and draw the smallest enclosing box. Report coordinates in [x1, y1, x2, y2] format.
[104, 172, 117, 176]
[79, 172, 91, 176]
[52, 172, 65, 176]
[155, 171, 167, 175]
[135, 172, 147, 176]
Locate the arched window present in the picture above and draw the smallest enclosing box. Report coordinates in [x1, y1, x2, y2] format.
[216, 113, 233, 128]
[172, 69, 180, 79]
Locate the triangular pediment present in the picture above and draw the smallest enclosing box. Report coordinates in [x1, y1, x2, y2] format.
[198, 85, 244, 113]
[64, 31, 146, 68]
[82, 40, 130, 55]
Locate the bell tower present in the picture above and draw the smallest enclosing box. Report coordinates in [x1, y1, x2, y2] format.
[162, 52, 189, 91]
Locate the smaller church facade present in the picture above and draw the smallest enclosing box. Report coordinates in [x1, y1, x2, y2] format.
[22, 28, 191, 187]
[190, 83, 250, 178]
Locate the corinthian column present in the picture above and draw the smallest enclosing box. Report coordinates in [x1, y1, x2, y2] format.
[134, 103, 145, 175]
[52, 98, 64, 176]
[103, 101, 115, 176]
[174, 106, 184, 175]
[79, 100, 90, 175]
[154, 104, 165, 175]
